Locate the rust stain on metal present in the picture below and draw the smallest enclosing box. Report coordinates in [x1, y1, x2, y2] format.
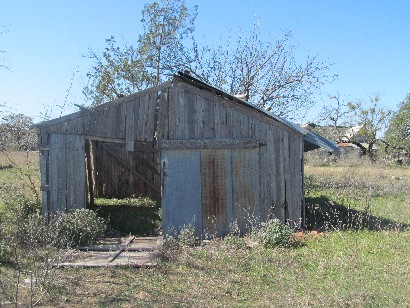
[201, 149, 229, 235]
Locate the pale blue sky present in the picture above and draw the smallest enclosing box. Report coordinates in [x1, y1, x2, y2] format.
[1, 0, 409, 123]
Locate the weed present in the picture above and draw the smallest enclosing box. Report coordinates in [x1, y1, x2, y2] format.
[51, 209, 106, 248]
[253, 218, 295, 248]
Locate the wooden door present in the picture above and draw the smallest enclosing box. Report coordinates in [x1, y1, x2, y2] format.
[46, 134, 86, 216]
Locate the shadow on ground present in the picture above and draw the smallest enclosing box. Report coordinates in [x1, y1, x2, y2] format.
[305, 195, 410, 231]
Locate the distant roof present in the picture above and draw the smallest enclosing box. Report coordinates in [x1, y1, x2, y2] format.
[301, 123, 367, 144]
[177, 72, 338, 152]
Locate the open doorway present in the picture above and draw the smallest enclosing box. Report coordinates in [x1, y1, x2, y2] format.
[85, 139, 161, 236]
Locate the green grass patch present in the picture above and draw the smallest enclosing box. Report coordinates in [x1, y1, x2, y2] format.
[91, 197, 161, 236]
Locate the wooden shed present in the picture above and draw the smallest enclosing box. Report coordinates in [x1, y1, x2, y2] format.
[37, 72, 337, 238]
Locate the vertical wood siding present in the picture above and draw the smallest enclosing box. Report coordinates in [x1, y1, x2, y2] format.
[48, 134, 85, 215]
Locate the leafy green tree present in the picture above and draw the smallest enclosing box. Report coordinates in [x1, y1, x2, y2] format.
[84, 0, 198, 105]
[139, 0, 197, 85]
[384, 94, 410, 151]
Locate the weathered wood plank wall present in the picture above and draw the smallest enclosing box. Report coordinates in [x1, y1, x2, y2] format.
[160, 79, 304, 235]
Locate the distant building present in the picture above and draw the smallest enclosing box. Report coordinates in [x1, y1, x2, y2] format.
[302, 123, 371, 160]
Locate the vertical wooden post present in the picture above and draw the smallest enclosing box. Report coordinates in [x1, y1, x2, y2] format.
[85, 139, 95, 206]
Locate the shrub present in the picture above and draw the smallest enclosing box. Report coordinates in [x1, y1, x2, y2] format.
[0, 240, 10, 263]
[253, 219, 293, 248]
[177, 225, 196, 247]
[51, 209, 106, 248]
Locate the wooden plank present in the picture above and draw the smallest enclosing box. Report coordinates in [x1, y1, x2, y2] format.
[100, 142, 160, 194]
[117, 103, 126, 139]
[90, 81, 172, 113]
[283, 131, 290, 223]
[157, 87, 169, 140]
[85, 139, 95, 206]
[48, 134, 86, 216]
[128, 151, 160, 174]
[168, 86, 187, 139]
[84, 135, 125, 144]
[159, 139, 260, 149]
[202, 98, 216, 138]
[214, 102, 231, 138]
[49, 134, 65, 214]
[66, 134, 86, 211]
[109, 236, 135, 263]
[176, 79, 303, 136]
[185, 88, 197, 139]
[258, 124, 275, 223]
[126, 100, 135, 151]
[137, 93, 156, 142]
[146, 92, 158, 142]
[161, 149, 202, 237]
[39, 149, 50, 221]
[273, 129, 285, 222]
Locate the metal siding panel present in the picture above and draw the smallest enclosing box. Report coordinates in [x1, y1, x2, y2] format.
[161, 149, 202, 237]
[201, 149, 231, 237]
[231, 148, 260, 234]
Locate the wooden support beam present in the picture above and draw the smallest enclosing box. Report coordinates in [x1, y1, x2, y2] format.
[129, 152, 160, 175]
[85, 139, 95, 206]
[159, 138, 262, 149]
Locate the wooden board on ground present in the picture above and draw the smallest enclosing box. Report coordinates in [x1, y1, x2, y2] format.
[53, 236, 160, 268]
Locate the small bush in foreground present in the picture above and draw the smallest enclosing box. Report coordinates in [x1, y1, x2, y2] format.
[51, 209, 106, 248]
[0, 240, 10, 263]
[253, 218, 294, 247]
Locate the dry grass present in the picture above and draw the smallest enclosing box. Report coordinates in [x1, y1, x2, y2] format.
[0, 151, 40, 205]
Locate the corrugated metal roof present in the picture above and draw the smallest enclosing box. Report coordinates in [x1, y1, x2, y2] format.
[176, 72, 339, 153]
